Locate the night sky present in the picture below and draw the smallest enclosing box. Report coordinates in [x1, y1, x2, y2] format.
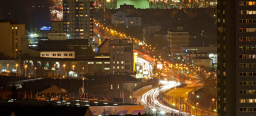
[0, 0, 54, 34]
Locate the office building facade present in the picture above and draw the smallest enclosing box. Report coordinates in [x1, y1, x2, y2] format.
[217, 0, 256, 116]
[109, 40, 133, 74]
[63, 0, 93, 43]
[0, 22, 25, 59]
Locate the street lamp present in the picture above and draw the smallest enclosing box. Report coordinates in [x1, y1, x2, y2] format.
[63, 64, 66, 77]
[24, 65, 27, 77]
[72, 65, 75, 72]
[15, 64, 18, 77]
[152, 108, 157, 116]
[82, 67, 85, 75]
[160, 111, 165, 116]
[34, 67, 37, 78]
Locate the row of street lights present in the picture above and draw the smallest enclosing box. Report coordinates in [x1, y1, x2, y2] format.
[15, 63, 81, 78]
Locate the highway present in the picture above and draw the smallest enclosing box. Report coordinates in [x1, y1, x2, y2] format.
[140, 81, 191, 116]
[163, 86, 217, 116]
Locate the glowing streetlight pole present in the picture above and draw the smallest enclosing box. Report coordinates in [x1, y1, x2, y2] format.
[63, 64, 66, 77]
[15, 64, 18, 77]
[34, 67, 37, 78]
[54, 64, 56, 78]
[72, 65, 75, 71]
[24, 65, 27, 77]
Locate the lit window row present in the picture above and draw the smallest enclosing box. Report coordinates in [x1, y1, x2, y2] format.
[240, 107, 256, 112]
[239, 1, 256, 6]
[104, 62, 110, 64]
[239, 54, 256, 59]
[96, 62, 102, 64]
[113, 66, 124, 69]
[239, 45, 256, 50]
[240, 10, 256, 15]
[240, 99, 256, 103]
[240, 90, 256, 94]
[239, 37, 256, 41]
[104, 68, 110, 70]
[239, 63, 256, 68]
[240, 81, 256, 85]
[239, 19, 256, 23]
[239, 72, 256, 77]
[11, 27, 18, 29]
[239, 28, 256, 32]
[42, 53, 72, 56]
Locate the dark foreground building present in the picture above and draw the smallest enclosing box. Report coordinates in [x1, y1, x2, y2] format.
[217, 0, 256, 116]
[0, 105, 93, 116]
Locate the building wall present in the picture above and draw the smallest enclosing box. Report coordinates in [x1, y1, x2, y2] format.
[125, 17, 141, 27]
[98, 39, 110, 53]
[51, 21, 64, 33]
[0, 22, 25, 59]
[109, 40, 133, 74]
[48, 33, 67, 40]
[63, 0, 93, 43]
[167, 31, 190, 53]
[111, 11, 126, 24]
[217, 0, 236, 116]
[194, 58, 212, 68]
[89, 105, 144, 115]
[40, 51, 75, 59]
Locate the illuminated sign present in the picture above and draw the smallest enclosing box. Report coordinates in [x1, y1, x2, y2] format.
[134, 53, 138, 62]
[106, 0, 110, 2]
[136, 74, 143, 78]
[143, 71, 148, 75]
[40, 26, 51, 31]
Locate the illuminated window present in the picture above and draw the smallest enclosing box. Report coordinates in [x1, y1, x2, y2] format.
[121, 66, 124, 69]
[106, 0, 110, 2]
[76, 15, 78, 17]
[12, 27, 14, 29]
[96, 62, 102, 64]
[80, 7, 83, 9]
[79, 14, 83, 17]
[121, 61, 124, 64]
[117, 61, 119, 64]
[88, 62, 94, 64]
[117, 66, 119, 69]
[113, 66, 115, 69]
[105, 62, 110, 64]
[80, 29, 84, 31]
[130, 21, 133, 24]
[111, 85, 113, 89]
[104, 68, 110, 70]
[76, 7, 78, 9]
[15, 27, 17, 29]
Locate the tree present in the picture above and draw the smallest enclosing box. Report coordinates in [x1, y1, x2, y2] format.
[203, 78, 217, 98]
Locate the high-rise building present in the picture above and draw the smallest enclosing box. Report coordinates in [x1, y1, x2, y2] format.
[0, 22, 25, 59]
[63, 0, 93, 43]
[217, 0, 256, 115]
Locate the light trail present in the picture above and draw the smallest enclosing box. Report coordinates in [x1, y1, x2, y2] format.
[141, 81, 192, 116]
